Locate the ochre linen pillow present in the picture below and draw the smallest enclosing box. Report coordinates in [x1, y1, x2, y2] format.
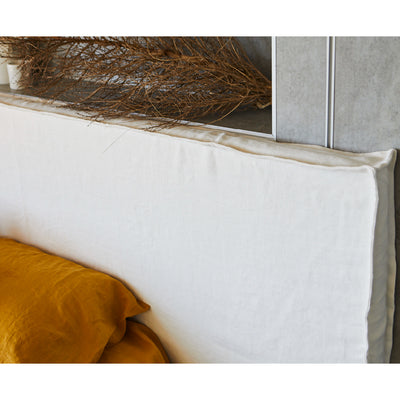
[98, 320, 169, 363]
[0, 238, 150, 363]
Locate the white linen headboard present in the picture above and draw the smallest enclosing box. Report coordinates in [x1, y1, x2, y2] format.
[0, 97, 396, 363]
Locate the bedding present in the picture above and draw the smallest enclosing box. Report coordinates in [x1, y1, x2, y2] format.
[0, 98, 397, 363]
[98, 320, 169, 363]
[0, 238, 168, 363]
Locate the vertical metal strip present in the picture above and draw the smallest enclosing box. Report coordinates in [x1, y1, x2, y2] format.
[329, 37, 336, 149]
[271, 36, 277, 141]
[325, 36, 336, 149]
[325, 37, 330, 147]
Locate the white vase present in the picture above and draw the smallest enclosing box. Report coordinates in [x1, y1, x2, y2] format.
[7, 62, 23, 90]
[0, 57, 9, 85]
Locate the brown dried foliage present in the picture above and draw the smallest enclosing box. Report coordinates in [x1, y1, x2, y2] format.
[0, 37, 272, 126]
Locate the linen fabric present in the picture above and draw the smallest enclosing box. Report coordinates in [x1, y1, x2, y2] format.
[98, 320, 169, 363]
[0, 99, 396, 363]
[0, 238, 162, 363]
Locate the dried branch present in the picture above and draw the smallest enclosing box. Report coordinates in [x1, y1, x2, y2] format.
[0, 37, 272, 127]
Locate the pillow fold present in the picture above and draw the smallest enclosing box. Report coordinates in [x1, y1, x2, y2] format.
[0, 238, 160, 363]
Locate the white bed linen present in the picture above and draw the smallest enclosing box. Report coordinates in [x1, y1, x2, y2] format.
[0, 99, 396, 363]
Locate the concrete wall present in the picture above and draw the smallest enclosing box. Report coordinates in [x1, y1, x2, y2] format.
[275, 37, 327, 146]
[334, 37, 400, 153]
[274, 37, 400, 156]
[275, 36, 400, 362]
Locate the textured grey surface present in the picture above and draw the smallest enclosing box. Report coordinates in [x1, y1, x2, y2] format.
[275, 37, 326, 146]
[334, 37, 400, 152]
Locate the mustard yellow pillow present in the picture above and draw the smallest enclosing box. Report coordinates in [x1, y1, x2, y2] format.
[98, 320, 170, 363]
[0, 238, 149, 363]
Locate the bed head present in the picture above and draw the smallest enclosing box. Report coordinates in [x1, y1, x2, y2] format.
[0, 98, 396, 363]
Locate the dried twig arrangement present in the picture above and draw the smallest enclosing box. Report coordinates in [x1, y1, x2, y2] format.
[0, 37, 272, 126]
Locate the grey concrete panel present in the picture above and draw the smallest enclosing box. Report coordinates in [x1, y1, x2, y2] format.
[334, 37, 400, 153]
[275, 37, 326, 146]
